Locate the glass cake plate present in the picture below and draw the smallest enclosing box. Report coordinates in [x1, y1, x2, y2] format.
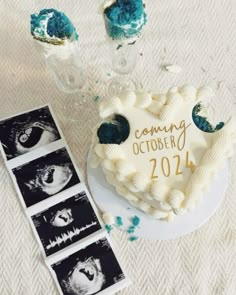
[87, 149, 228, 240]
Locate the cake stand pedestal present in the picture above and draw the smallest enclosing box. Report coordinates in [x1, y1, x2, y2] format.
[87, 149, 228, 240]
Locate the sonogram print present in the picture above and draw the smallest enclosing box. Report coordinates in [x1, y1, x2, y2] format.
[0, 106, 61, 160]
[12, 148, 80, 207]
[52, 238, 125, 295]
[31, 191, 102, 256]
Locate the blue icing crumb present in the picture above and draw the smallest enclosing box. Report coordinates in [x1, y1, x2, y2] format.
[31, 8, 78, 44]
[105, 224, 113, 233]
[104, 0, 147, 40]
[127, 225, 136, 234]
[115, 216, 123, 227]
[128, 236, 138, 242]
[93, 95, 100, 102]
[192, 103, 224, 133]
[131, 215, 140, 227]
[97, 115, 130, 144]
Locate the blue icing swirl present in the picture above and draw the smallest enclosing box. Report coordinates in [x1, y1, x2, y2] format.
[97, 114, 130, 144]
[192, 103, 224, 133]
[104, 0, 147, 40]
[31, 8, 78, 44]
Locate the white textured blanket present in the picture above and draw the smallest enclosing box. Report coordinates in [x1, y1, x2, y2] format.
[0, 0, 236, 294]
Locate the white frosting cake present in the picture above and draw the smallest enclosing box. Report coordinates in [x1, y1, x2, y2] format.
[91, 85, 236, 221]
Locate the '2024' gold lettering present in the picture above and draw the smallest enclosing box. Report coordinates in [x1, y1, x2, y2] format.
[149, 151, 195, 179]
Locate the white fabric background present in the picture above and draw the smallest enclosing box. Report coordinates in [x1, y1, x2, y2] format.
[0, 1, 236, 294]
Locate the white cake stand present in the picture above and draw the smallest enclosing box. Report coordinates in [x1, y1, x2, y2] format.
[87, 149, 228, 240]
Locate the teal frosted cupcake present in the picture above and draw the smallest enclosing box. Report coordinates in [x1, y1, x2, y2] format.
[103, 0, 147, 43]
[31, 9, 78, 45]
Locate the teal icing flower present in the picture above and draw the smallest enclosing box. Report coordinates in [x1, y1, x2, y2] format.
[31, 8, 78, 45]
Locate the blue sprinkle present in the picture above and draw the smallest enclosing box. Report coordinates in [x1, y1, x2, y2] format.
[116, 44, 123, 50]
[105, 224, 113, 234]
[132, 215, 140, 227]
[127, 226, 135, 234]
[128, 236, 138, 242]
[115, 216, 123, 227]
[93, 95, 100, 102]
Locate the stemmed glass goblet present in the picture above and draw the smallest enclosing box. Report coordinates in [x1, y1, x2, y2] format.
[102, 0, 147, 97]
[31, 1, 90, 119]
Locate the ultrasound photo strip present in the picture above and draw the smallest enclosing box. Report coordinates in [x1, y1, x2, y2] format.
[28, 184, 104, 257]
[9, 145, 82, 208]
[0, 105, 130, 295]
[46, 233, 131, 295]
[0, 105, 64, 161]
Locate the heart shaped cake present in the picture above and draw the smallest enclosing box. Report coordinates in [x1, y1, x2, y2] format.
[91, 85, 236, 221]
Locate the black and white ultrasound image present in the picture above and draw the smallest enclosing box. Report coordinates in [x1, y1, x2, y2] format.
[32, 191, 102, 256]
[0, 106, 61, 160]
[52, 238, 125, 295]
[12, 148, 80, 207]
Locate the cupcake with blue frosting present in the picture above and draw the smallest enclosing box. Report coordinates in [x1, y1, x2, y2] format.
[102, 0, 147, 43]
[31, 9, 78, 46]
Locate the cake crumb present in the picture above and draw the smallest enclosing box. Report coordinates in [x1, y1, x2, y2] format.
[115, 216, 123, 227]
[93, 95, 100, 102]
[105, 224, 113, 234]
[128, 236, 138, 242]
[127, 226, 136, 234]
[131, 215, 140, 227]
[103, 212, 115, 225]
[163, 64, 182, 74]
[128, 40, 136, 46]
